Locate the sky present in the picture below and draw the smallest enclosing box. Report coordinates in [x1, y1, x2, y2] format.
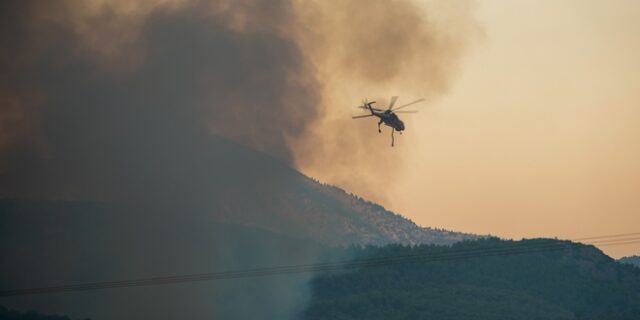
[300, 0, 640, 258]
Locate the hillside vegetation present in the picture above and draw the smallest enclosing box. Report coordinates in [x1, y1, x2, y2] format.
[0, 306, 88, 320]
[304, 238, 640, 320]
[619, 256, 640, 268]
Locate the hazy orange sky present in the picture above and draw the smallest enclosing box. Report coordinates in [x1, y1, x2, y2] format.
[300, 0, 640, 258]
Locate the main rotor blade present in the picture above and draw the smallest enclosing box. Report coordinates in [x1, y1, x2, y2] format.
[391, 98, 425, 111]
[394, 110, 418, 113]
[352, 114, 374, 119]
[358, 105, 384, 111]
[388, 96, 399, 110]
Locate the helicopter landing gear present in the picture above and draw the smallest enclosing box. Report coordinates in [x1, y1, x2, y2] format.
[391, 129, 395, 147]
[378, 120, 383, 133]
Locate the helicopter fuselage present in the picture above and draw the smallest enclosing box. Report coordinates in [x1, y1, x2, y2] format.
[372, 111, 405, 131]
[354, 97, 424, 147]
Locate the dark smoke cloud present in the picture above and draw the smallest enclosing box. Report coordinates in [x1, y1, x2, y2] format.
[0, 1, 479, 318]
[0, 0, 319, 200]
[0, 2, 326, 318]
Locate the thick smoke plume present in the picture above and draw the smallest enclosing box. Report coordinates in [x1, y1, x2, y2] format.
[0, 0, 319, 200]
[0, 0, 479, 318]
[0, 0, 479, 202]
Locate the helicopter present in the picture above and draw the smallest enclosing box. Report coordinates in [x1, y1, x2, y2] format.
[352, 96, 425, 147]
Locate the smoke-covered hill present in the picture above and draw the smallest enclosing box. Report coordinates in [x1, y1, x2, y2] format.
[306, 183, 474, 246]
[0, 137, 473, 319]
[2, 136, 471, 248]
[169, 136, 477, 247]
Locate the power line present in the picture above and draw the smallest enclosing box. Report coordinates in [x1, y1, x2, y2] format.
[1, 233, 638, 297]
[2, 236, 638, 296]
[564, 231, 640, 241]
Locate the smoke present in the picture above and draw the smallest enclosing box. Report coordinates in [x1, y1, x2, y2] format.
[0, 0, 321, 201]
[0, 0, 479, 203]
[291, 0, 482, 204]
[0, 0, 479, 318]
[1, 2, 322, 318]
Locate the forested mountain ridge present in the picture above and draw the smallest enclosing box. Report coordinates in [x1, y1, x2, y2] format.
[304, 238, 640, 320]
[619, 255, 640, 268]
[3, 237, 638, 320]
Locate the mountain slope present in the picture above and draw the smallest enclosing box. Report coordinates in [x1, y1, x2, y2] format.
[311, 183, 474, 245]
[1, 136, 471, 248]
[194, 137, 475, 246]
[0, 137, 472, 319]
[304, 238, 640, 320]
